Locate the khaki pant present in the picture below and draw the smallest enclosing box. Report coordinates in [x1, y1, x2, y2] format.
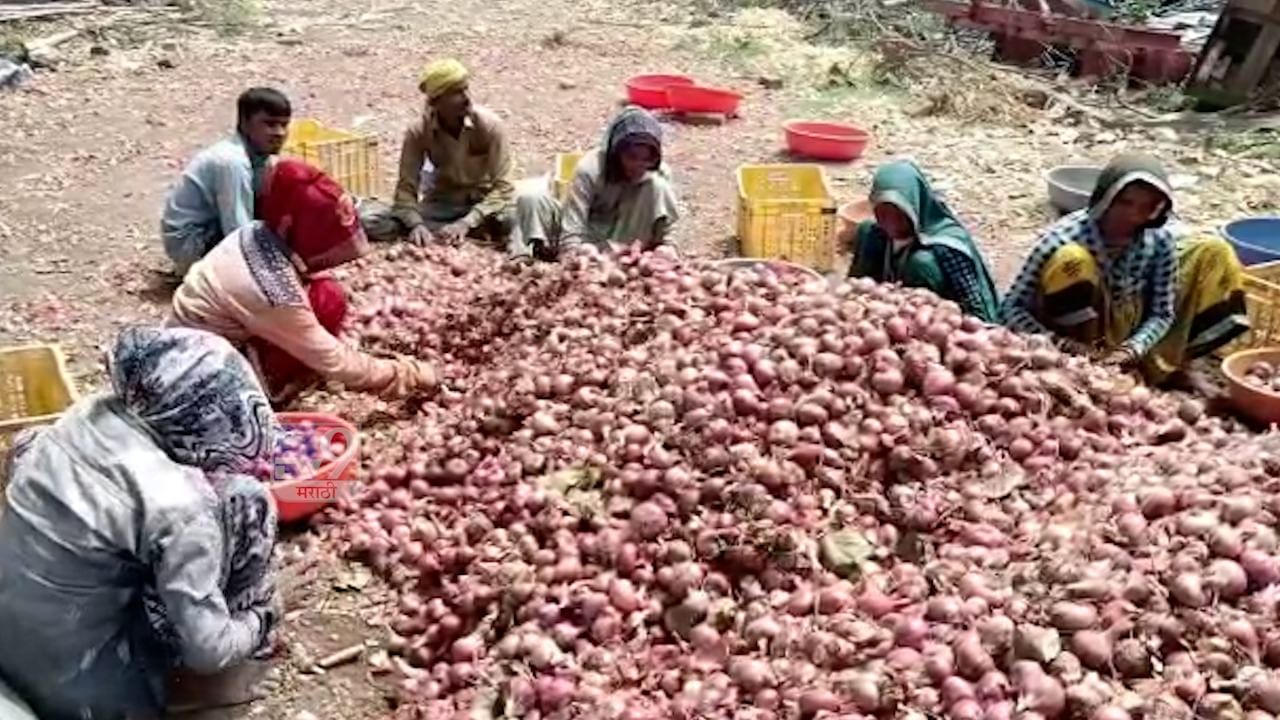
[357, 197, 514, 244]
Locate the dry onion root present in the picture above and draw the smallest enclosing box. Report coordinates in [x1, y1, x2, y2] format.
[303, 244, 1280, 720]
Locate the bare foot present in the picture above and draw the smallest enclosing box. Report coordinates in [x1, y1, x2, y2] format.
[166, 661, 279, 714]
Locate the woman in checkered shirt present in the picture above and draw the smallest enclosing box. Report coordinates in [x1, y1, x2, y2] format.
[1001, 153, 1249, 388]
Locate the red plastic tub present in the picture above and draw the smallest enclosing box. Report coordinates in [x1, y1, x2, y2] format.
[783, 121, 872, 161]
[271, 411, 361, 523]
[625, 74, 695, 109]
[666, 84, 742, 115]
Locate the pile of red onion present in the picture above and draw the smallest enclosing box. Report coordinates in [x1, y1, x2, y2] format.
[305, 243, 1280, 720]
[256, 419, 345, 482]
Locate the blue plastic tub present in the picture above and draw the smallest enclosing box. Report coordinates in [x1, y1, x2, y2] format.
[1223, 217, 1280, 266]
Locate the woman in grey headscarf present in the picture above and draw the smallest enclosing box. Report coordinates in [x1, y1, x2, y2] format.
[0, 326, 280, 720]
[509, 106, 681, 260]
[1002, 153, 1248, 390]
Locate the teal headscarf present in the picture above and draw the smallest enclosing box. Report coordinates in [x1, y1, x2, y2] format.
[850, 160, 1000, 322]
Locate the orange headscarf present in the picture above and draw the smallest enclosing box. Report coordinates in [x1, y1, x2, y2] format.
[259, 159, 369, 272]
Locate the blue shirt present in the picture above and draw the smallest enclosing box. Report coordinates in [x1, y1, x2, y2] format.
[1001, 209, 1177, 356]
[161, 135, 264, 245]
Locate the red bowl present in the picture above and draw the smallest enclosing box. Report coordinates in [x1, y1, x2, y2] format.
[666, 84, 742, 115]
[783, 120, 872, 161]
[625, 74, 695, 109]
[271, 411, 361, 523]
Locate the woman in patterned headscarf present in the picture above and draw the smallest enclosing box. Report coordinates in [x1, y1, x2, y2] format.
[1002, 153, 1248, 390]
[509, 105, 681, 260]
[170, 158, 436, 404]
[0, 326, 279, 720]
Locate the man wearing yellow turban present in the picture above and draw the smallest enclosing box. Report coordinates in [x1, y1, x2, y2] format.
[369, 58, 515, 247]
[418, 58, 469, 100]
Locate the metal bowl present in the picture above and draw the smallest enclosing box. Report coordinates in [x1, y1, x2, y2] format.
[1045, 165, 1102, 214]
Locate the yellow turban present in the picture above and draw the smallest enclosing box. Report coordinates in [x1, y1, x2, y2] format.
[418, 59, 469, 99]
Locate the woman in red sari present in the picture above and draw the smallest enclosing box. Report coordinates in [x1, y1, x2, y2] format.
[169, 159, 434, 403]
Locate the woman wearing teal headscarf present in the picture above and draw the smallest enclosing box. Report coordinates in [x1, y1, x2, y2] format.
[509, 106, 680, 260]
[850, 160, 1001, 322]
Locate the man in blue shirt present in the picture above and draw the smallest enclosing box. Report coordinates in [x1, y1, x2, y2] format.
[161, 87, 291, 276]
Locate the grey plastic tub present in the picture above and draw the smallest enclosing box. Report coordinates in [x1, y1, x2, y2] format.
[1045, 165, 1102, 214]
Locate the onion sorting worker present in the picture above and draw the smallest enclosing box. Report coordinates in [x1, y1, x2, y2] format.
[848, 160, 1000, 322]
[169, 159, 436, 404]
[160, 87, 292, 276]
[0, 327, 280, 720]
[366, 58, 516, 247]
[509, 106, 681, 260]
[1001, 153, 1249, 390]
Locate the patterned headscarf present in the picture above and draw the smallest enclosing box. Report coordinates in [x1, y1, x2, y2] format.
[1088, 152, 1174, 229]
[418, 58, 470, 100]
[602, 106, 663, 184]
[109, 326, 275, 474]
[259, 159, 369, 273]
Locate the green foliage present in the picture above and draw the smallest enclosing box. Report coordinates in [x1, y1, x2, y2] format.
[1208, 129, 1280, 159]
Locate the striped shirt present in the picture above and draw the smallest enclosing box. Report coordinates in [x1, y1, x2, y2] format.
[1001, 210, 1177, 356]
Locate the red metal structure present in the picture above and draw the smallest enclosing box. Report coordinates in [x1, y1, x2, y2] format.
[923, 0, 1197, 84]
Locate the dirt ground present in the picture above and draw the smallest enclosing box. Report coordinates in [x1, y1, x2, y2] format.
[1, 0, 1278, 716]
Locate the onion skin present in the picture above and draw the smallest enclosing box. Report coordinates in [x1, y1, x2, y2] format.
[1092, 706, 1132, 720]
[1250, 674, 1280, 713]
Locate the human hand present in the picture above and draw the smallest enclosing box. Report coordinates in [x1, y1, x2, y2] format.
[1099, 346, 1139, 367]
[560, 243, 599, 261]
[407, 225, 433, 247]
[1058, 338, 1092, 356]
[504, 254, 535, 272]
[435, 220, 469, 245]
[410, 360, 439, 393]
[249, 592, 282, 651]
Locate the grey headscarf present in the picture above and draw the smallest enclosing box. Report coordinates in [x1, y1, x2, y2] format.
[1087, 152, 1174, 229]
[108, 326, 275, 474]
[603, 105, 663, 184]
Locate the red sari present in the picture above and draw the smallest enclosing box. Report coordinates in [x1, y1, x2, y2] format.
[247, 160, 368, 397]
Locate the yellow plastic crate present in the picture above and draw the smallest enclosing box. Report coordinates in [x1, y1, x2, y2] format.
[283, 118, 381, 198]
[736, 164, 837, 272]
[0, 344, 77, 457]
[1222, 260, 1280, 354]
[553, 151, 586, 202]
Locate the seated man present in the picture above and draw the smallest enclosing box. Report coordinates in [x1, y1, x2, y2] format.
[375, 58, 515, 246]
[848, 159, 1000, 322]
[510, 106, 680, 260]
[1001, 152, 1249, 391]
[160, 87, 291, 275]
